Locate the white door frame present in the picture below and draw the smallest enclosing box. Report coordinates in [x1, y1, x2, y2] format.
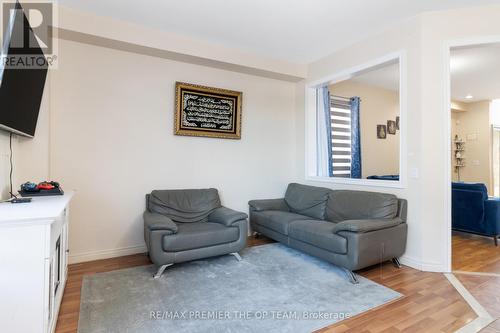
[444, 36, 500, 272]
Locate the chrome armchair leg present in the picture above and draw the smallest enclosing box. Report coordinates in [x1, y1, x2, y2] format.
[230, 252, 242, 261]
[392, 258, 402, 268]
[153, 264, 173, 279]
[342, 268, 359, 284]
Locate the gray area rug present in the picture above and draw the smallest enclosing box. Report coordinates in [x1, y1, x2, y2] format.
[78, 243, 401, 333]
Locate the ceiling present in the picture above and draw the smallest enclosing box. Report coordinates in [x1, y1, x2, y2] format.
[57, 0, 499, 64]
[451, 43, 500, 103]
[340, 43, 500, 104]
[351, 62, 400, 92]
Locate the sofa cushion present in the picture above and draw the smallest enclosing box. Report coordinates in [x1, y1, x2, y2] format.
[162, 222, 238, 252]
[284, 183, 331, 219]
[252, 211, 312, 235]
[288, 220, 347, 254]
[326, 190, 398, 223]
[452, 182, 488, 196]
[149, 189, 221, 223]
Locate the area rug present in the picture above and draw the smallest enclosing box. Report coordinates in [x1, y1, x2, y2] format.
[78, 243, 401, 333]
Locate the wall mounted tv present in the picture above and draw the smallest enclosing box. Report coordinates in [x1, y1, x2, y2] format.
[0, 1, 48, 137]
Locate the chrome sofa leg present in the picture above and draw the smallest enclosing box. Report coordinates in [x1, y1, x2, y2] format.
[230, 252, 242, 261]
[153, 264, 173, 279]
[342, 268, 359, 284]
[392, 257, 402, 268]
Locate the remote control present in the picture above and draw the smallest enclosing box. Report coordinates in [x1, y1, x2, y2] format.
[11, 198, 32, 204]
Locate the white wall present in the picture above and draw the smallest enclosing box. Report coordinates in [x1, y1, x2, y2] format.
[0, 132, 13, 199]
[39, 39, 297, 263]
[491, 99, 500, 125]
[491, 100, 500, 196]
[0, 79, 51, 200]
[0, 122, 50, 200]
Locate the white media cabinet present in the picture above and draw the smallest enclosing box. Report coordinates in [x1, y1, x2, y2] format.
[0, 192, 74, 333]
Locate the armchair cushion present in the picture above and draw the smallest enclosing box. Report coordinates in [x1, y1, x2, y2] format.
[248, 199, 289, 212]
[162, 222, 239, 252]
[148, 189, 221, 223]
[209, 207, 248, 226]
[332, 218, 402, 234]
[144, 211, 178, 233]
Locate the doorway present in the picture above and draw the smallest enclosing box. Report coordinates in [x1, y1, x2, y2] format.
[450, 42, 500, 272]
[448, 42, 500, 324]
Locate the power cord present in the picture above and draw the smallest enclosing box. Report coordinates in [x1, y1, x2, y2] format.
[9, 132, 14, 198]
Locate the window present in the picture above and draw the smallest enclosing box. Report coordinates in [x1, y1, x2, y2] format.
[306, 53, 404, 188]
[330, 96, 352, 178]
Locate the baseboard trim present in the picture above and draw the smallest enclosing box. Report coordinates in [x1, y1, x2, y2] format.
[69, 247, 448, 272]
[69, 245, 147, 264]
[400, 255, 447, 272]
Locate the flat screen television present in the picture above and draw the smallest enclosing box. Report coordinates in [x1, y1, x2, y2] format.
[0, 1, 48, 137]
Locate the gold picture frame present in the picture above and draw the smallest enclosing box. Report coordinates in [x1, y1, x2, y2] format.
[174, 82, 242, 139]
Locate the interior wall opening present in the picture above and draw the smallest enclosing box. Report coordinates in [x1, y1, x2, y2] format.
[306, 54, 405, 188]
[449, 42, 500, 274]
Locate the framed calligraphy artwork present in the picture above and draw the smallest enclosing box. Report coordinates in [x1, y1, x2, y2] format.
[174, 82, 242, 139]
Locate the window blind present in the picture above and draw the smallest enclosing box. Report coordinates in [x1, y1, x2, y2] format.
[330, 97, 352, 177]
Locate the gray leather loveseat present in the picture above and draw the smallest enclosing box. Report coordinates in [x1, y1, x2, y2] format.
[249, 183, 407, 283]
[144, 189, 248, 278]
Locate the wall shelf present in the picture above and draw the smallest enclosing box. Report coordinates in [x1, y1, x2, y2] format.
[453, 136, 465, 181]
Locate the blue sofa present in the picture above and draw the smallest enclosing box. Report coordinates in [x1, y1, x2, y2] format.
[367, 175, 399, 181]
[452, 182, 500, 245]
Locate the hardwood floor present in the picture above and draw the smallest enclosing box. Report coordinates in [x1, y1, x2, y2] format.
[56, 236, 477, 333]
[55, 254, 151, 333]
[456, 274, 500, 316]
[452, 231, 500, 332]
[321, 265, 475, 333]
[453, 231, 500, 273]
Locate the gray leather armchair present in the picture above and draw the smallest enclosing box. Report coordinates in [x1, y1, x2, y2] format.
[144, 188, 248, 278]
